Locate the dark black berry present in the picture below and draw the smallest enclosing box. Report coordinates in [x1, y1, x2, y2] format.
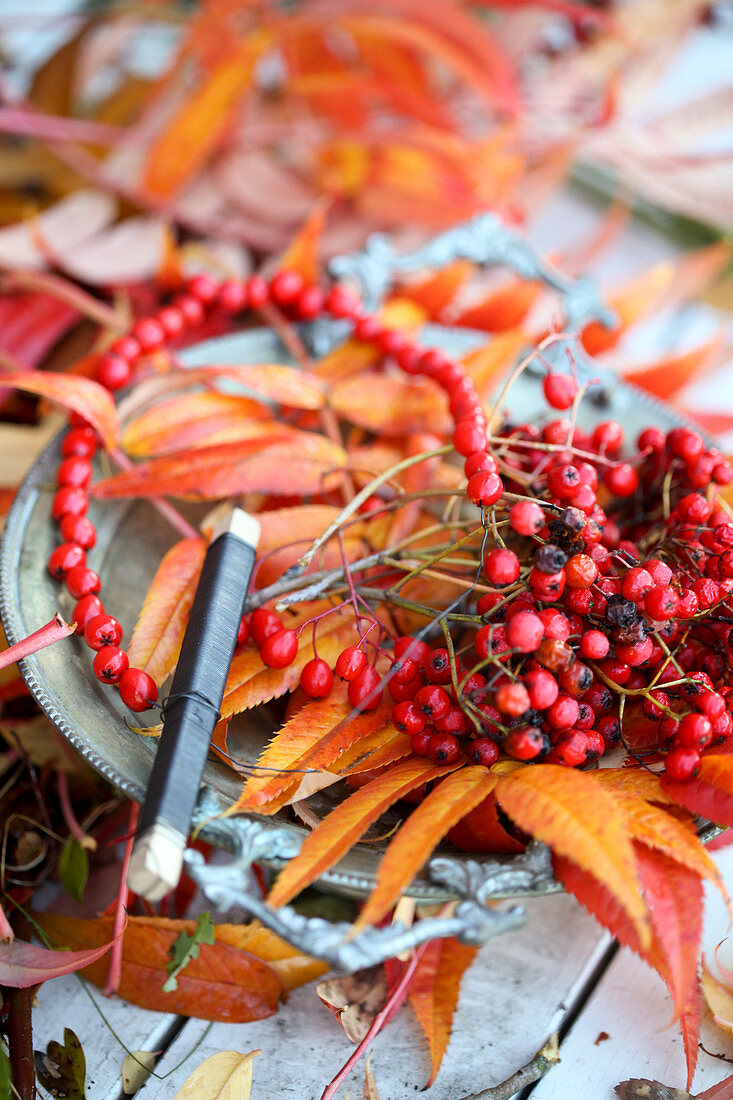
[535, 543, 568, 574]
[605, 594, 638, 629]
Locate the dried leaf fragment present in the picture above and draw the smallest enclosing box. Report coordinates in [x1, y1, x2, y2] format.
[121, 1052, 157, 1096]
[173, 1049, 261, 1100]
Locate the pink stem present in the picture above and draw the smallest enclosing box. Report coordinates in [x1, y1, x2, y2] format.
[0, 613, 75, 672]
[104, 802, 138, 996]
[0, 105, 123, 146]
[110, 450, 199, 540]
[0, 898, 14, 942]
[57, 771, 97, 851]
[320, 943, 429, 1100]
[0, 270, 125, 330]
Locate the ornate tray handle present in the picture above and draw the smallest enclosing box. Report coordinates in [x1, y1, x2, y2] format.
[327, 211, 615, 360]
[186, 800, 556, 971]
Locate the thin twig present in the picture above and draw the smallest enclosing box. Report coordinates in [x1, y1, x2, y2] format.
[457, 1034, 560, 1100]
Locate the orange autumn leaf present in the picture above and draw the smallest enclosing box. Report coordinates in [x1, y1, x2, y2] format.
[589, 766, 678, 805]
[122, 392, 273, 457]
[661, 754, 733, 828]
[581, 262, 675, 356]
[400, 261, 474, 319]
[358, 768, 498, 926]
[142, 33, 271, 200]
[331, 372, 450, 436]
[126, 537, 206, 688]
[233, 682, 391, 812]
[336, 724, 412, 775]
[211, 923, 327, 990]
[495, 765, 650, 947]
[222, 618, 358, 722]
[409, 938, 478, 1087]
[622, 333, 726, 402]
[4, 370, 118, 450]
[33, 912, 281, 1024]
[90, 433, 347, 500]
[454, 280, 540, 332]
[267, 757, 460, 907]
[462, 330, 526, 398]
[277, 200, 330, 284]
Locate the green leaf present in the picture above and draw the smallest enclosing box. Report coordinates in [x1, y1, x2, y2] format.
[59, 838, 88, 903]
[163, 911, 215, 993]
[34, 1028, 86, 1100]
[0, 1042, 12, 1100]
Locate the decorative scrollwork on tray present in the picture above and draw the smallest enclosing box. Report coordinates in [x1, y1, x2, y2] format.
[186, 794, 556, 971]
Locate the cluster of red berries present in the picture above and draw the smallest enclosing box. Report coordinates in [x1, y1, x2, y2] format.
[45, 265, 733, 788]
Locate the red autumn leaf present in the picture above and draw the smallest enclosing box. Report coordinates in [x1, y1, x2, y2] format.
[91, 433, 347, 500]
[0, 290, 78, 371]
[126, 537, 206, 687]
[32, 912, 281, 1023]
[267, 757, 460, 907]
[122, 392, 273, 457]
[408, 937, 478, 1086]
[0, 930, 119, 988]
[555, 842, 703, 1090]
[661, 754, 733, 827]
[453, 280, 540, 332]
[684, 410, 733, 436]
[331, 372, 450, 436]
[622, 333, 725, 402]
[3, 370, 118, 450]
[494, 765, 651, 947]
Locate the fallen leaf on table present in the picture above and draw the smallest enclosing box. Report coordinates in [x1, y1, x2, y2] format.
[33, 912, 282, 1022]
[317, 965, 389, 1044]
[121, 1051, 157, 1096]
[408, 937, 478, 1086]
[173, 1049, 260, 1100]
[615, 1081, 693, 1099]
[34, 1028, 86, 1100]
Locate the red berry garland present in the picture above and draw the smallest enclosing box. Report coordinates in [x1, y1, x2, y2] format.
[45, 268, 733, 787]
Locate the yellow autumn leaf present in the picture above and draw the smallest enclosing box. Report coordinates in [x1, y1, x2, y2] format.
[173, 1050, 261, 1100]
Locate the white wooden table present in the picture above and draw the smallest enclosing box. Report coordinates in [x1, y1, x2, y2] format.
[30, 844, 733, 1100]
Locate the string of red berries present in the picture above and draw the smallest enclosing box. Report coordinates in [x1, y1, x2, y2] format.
[46, 268, 497, 716]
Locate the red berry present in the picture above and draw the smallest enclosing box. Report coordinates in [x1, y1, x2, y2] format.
[62, 428, 98, 459]
[495, 682, 530, 717]
[84, 614, 123, 650]
[483, 548, 520, 587]
[564, 553, 598, 589]
[393, 636, 430, 664]
[464, 451, 498, 479]
[65, 566, 101, 599]
[173, 293, 204, 327]
[427, 732, 462, 764]
[538, 609, 571, 641]
[390, 658, 418, 685]
[295, 285, 325, 320]
[72, 594, 104, 636]
[677, 712, 712, 750]
[423, 648, 452, 684]
[119, 667, 158, 711]
[156, 306, 185, 339]
[468, 737, 499, 766]
[591, 421, 624, 452]
[621, 567, 654, 602]
[250, 607, 283, 647]
[604, 463, 639, 497]
[504, 726, 544, 761]
[392, 701, 426, 735]
[414, 684, 451, 721]
[664, 745, 700, 781]
[260, 628, 299, 669]
[644, 586, 679, 621]
[59, 513, 96, 549]
[453, 419, 486, 457]
[543, 371, 577, 410]
[467, 470, 503, 507]
[507, 610, 544, 653]
[348, 666, 383, 711]
[95, 353, 131, 390]
[545, 694, 580, 730]
[300, 658, 334, 699]
[57, 455, 92, 489]
[411, 729, 433, 756]
[524, 668, 559, 710]
[529, 567, 566, 600]
[554, 729, 589, 767]
[270, 269, 304, 307]
[187, 273, 219, 304]
[218, 278, 248, 313]
[48, 542, 86, 580]
[246, 275, 269, 310]
[93, 646, 129, 684]
[580, 629, 609, 659]
[236, 616, 250, 646]
[547, 464, 582, 500]
[52, 486, 88, 521]
[509, 500, 545, 536]
[433, 706, 470, 738]
[325, 285, 361, 319]
[595, 715, 621, 743]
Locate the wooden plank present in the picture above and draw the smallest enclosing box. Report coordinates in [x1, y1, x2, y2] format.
[135, 892, 608, 1100]
[530, 844, 733, 1099]
[31, 973, 184, 1100]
